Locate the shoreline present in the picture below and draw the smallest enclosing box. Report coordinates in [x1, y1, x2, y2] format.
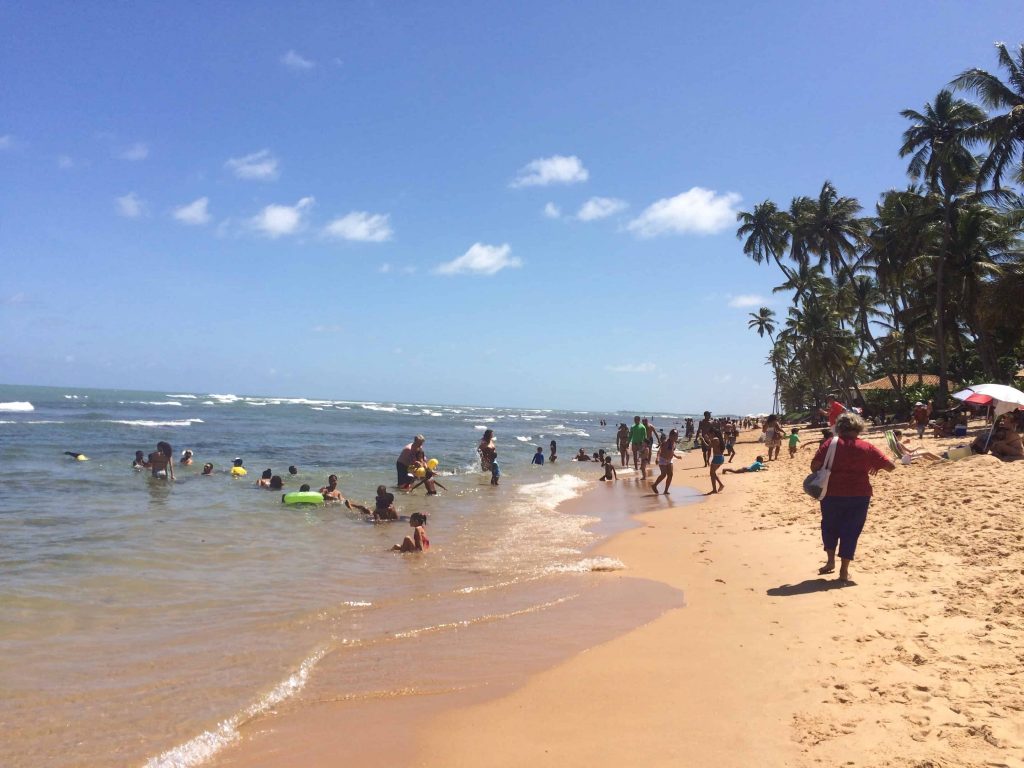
[213, 426, 1023, 768]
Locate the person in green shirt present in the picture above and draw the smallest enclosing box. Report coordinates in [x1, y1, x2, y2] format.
[629, 415, 647, 470]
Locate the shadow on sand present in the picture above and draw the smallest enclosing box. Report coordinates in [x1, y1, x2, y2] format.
[766, 578, 855, 596]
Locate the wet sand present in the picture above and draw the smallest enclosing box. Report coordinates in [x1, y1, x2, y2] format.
[220, 426, 1024, 768]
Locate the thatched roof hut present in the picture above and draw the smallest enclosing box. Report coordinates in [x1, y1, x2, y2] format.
[858, 373, 945, 391]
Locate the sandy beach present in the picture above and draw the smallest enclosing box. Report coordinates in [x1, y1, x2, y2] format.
[213, 423, 1023, 768]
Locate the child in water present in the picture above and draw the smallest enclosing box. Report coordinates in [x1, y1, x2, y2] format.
[132, 450, 148, 470]
[600, 456, 617, 481]
[532, 446, 545, 465]
[549, 440, 557, 463]
[392, 512, 429, 552]
[408, 468, 448, 495]
[347, 485, 399, 521]
[639, 443, 651, 480]
[490, 454, 500, 485]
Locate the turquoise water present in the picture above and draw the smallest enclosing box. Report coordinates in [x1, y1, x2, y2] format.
[0, 384, 692, 767]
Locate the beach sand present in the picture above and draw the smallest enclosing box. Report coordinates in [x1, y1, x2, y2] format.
[217, 426, 1023, 768]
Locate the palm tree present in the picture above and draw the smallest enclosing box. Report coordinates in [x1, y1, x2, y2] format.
[736, 201, 794, 279]
[747, 307, 780, 411]
[746, 306, 777, 340]
[953, 42, 1024, 189]
[899, 90, 986, 404]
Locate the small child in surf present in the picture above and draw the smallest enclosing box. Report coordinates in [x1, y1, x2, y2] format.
[639, 443, 651, 480]
[531, 446, 545, 465]
[490, 455, 500, 486]
[392, 512, 429, 552]
[256, 469, 273, 488]
[347, 485, 399, 521]
[600, 456, 617, 482]
[132, 450, 148, 470]
[408, 468, 447, 495]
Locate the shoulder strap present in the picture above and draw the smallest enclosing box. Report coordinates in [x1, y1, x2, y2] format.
[823, 437, 839, 471]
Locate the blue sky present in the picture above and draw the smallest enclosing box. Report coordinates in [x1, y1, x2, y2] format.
[2, 1, 1021, 412]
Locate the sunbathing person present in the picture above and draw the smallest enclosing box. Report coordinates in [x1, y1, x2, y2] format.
[988, 422, 1024, 461]
[892, 430, 944, 462]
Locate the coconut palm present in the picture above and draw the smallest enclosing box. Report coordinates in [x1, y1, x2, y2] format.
[953, 42, 1024, 189]
[736, 201, 794, 279]
[746, 307, 777, 340]
[899, 90, 986, 404]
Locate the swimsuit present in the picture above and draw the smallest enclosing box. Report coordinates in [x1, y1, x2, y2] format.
[711, 455, 725, 465]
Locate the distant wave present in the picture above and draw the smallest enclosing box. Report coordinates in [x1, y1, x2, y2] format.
[361, 404, 400, 413]
[106, 419, 204, 428]
[0, 401, 34, 412]
[135, 401, 183, 407]
[515, 435, 532, 442]
[167, 394, 198, 399]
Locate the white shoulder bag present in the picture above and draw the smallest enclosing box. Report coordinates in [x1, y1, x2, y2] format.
[802, 438, 838, 500]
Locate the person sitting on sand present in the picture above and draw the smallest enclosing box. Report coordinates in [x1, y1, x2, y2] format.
[180, 449, 194, 466]
[722, 455, 767, 474]
[392, 512, 429, 552]
[988, 420, 1024, 461]
[256, 469, 273, 488]
[202, 463, 214, 475]
[320, 474, 345, 502]
[892, 430, 944, 463]
[600, 456, 617, 482]
[132, 450, 149, 470]
[148, 441, 175, 481]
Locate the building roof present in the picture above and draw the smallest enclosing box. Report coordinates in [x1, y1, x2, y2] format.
[858, 373, 945, 391]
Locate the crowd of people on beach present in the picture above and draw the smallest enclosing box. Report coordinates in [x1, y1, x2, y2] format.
[118, 397, 1020, 571]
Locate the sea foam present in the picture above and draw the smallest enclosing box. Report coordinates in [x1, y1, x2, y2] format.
[0, 401, 34, 412]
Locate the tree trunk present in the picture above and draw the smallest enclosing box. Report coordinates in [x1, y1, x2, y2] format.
[934, 202, 952, 407]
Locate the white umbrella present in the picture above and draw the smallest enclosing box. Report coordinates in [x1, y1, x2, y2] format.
[951, 383, 1024, 449]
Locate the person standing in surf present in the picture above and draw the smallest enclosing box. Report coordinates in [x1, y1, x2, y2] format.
[148, 441, 175, 481]
[478, 428, 497, 471]
[396, 435, 426, 489]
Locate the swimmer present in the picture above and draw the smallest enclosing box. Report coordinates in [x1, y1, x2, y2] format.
[392, 512, 429, 552]
[148, 441, 175, 481]
[319, 474, 345, 502]
[64, 451, 89, 461]
[230, 458, 248, 477]
[288, 465, 298, 475]
[299, 484, 311, 492]
[531, 446, 545, 465]
[256, 469, 273, 488]
[346, 485, 398, 521]
[408, 468, 448, 495]
[180, 449, 194, 466]
[268, 475, 284, 490]
[201, 463, 214, 475]
[132, 450, 148, 470]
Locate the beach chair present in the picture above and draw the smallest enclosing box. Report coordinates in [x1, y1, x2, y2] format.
[884, 430, 906, 461]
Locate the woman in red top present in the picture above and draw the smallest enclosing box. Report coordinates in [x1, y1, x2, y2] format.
[810, 412, 894, 584]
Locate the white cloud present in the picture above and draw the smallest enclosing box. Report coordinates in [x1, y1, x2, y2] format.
[727, 294, 768, 308]
[250, 196, 314, 238]
[543, 202, 561, 219]
[173, 197, 212, 226]
[312, 324, 343, 333]
[117, 142, 149, 161]
[323, 211, 393, 242]
[605, 362, 657, 373]
[627, 187, 741, 238]
[225, 149, 279, 180]
[0, 135, 14, 150]
[436, 243, 521, 276]
[510, 155, 588, 188]
[281, 50, 315, 71]
[577, 196, 628, 221]
[400, 265, 417, 275]
[57, 155, 74, 169]
[379, 263, 392, 273]
[115, 192, 146, 218]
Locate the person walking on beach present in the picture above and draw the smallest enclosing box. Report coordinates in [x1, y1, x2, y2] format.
[650, 428, 678, 494]
[696, 411, 713, 467]
[810, 412, 894, 584]
[478, 429, 497, 471]
[629, 416, 647, 470]
[706, 428, 725, 493]
[763, 414, 783, 461]
[616, 424, 630, 467]
[397, 435, 426, 489]
[912, 402, 930, 439]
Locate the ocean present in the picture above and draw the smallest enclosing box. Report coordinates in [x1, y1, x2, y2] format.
[0, 384, 692, 767]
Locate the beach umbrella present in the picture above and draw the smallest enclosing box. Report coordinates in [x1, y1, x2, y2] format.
[952, 383, 1024, 449]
